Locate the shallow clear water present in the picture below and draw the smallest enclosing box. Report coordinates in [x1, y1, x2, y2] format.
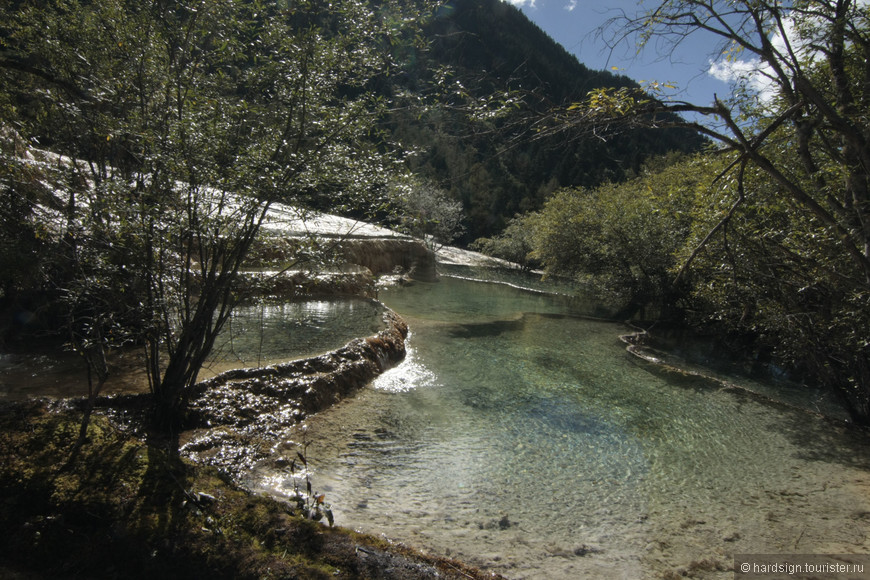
[210, 298, 385, 367]
[252, 276, 870, 578]
[0, 297, 384, 399]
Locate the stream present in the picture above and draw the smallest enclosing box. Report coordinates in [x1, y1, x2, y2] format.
[3, 268, 870, 579]
[246, 273, 870, 579]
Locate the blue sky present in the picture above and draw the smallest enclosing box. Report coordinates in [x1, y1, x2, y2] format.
[503, 0, 734, 109]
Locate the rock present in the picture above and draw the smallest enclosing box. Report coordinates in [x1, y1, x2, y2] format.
[196, 492, 217, 505]
[574, 544, 602, 557]
[480, 515, 514, 530]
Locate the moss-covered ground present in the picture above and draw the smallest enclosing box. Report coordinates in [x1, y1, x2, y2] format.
[0, 401, 498, 580]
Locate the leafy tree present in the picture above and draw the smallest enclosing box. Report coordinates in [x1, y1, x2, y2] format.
[554, 0, 870, 282]
[527, 154, 713, 318]
[391, 179, 465, 250]
[542, 0, 870, 421]
[0, 0, 424, 441]
[469, 214, 537, 271]
[676, 142, 870, 419]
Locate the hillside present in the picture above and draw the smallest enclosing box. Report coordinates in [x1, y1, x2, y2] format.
[384, 0, 706, 242]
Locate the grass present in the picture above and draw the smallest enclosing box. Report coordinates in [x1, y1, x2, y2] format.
[0, 400, 498, 580]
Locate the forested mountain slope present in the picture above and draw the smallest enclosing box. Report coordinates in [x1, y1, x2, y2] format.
[385, 0, 706, 241]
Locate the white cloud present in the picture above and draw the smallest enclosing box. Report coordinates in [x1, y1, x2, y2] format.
[707, 57, 778, 102]
[708, 2, 870, 103]
[565, 0, 577, 11]
[502, 0, 536, 7]
[706, 15, 806, 103]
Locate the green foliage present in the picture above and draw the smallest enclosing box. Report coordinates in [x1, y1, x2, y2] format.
[390, 179, 465, 250]
[0, 146, 45, 303]
[469, 214, 537, 271]
[518, 119, 870, 418]
[383, 0, 706, 243]
[676, 143, 870, 419]
[535, 0, 870, 421]
[0, 0, 424, 435]
[526, 154, 714, 317]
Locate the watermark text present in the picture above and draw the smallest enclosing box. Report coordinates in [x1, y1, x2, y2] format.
[735, 554, 870, 579]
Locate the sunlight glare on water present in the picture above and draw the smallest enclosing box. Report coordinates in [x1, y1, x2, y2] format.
[211, 297, 385, 366]
[250, 274, 870, 579]
[371, 337, 438, 393]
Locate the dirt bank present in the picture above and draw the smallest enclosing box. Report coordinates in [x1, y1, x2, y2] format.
[0, 400, 501, 580]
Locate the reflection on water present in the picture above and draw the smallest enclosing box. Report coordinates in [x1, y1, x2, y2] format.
[251, 276, 870, 579]
[0, 297, 384, 400]
[212, 298, 385, 367]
